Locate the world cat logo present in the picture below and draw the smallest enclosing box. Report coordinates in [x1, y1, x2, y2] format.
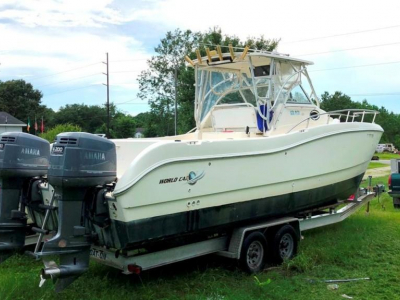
[159, 171, 205, 185]
[187, 171, 205, 185]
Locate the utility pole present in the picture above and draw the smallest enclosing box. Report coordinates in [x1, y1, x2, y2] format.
[174, 66, 178, 136]
[102, 53, 110, 138]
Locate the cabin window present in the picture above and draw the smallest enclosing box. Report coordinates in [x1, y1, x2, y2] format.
[200, 70, 241, 120]
[241, 89, 257, 106]
[253, 65, 271, 77]
[286, 85, 312, 104]
[219, 91, 246, 105]
[300, 77, 318, 105]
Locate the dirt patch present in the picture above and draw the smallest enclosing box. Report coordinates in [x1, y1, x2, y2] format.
[363, 166, 390, 179]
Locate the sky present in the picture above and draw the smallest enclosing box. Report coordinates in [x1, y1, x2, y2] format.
[1, 0, 400, 116]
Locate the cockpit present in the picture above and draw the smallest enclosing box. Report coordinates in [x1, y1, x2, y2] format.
[187, 48, 324, 136]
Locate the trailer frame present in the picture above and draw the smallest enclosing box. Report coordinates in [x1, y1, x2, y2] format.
[85, 191, 374, 275]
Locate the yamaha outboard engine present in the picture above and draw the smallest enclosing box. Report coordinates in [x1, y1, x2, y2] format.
[0, 132, 50, 263]
[38, 132, 116, 292]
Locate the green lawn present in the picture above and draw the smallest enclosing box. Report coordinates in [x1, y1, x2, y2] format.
[368, 162, 388, 169]
[374, 152, 400, 160]
[1, 176, 400, 299]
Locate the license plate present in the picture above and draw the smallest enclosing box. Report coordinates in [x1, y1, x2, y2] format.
[90, 248, 107, 260]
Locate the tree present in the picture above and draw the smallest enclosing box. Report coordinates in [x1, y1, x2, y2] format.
[138, 29, 200, 137]
[0, 80, 51, 127]
[137, 27, 280, 137]
[113, 115, 136, 138]
[39, 123, 82, 143]
[320, 91, 400, 149]
[53, 104, 107, 133]
[320, 91, 359, 112]
[199, 27, 278, 53]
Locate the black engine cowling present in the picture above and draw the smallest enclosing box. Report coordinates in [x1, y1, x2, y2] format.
[0, 132, 50, 263]
[40, 132, 116, 291]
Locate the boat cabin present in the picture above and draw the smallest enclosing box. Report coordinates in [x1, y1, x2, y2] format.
[112, 47, 379, 181]
[187, 47, 330, 137]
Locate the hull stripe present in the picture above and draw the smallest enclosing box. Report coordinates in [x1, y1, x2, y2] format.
[110, 173, 364, 249]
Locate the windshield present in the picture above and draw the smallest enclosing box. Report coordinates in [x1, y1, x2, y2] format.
[197, 69, 258, 121]
[193, 56, 320, 127]
[286, 85, 312, 104]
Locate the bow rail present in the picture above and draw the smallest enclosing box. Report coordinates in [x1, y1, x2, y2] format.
[286, 109, 379, 134]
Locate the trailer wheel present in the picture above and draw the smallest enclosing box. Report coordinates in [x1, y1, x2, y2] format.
[271, 225, 298, 263]
[394, 198, 400, 209]
[240, 232, 267, 273]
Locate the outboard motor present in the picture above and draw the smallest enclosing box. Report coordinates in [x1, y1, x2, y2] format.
[0, 132, 50, 263]
[38, 132, 116, 292]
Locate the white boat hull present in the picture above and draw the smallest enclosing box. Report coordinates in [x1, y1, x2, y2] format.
[104, 122, 382, 249]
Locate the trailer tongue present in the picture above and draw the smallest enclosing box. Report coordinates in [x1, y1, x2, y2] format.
[35, 132, 116, 292]
[0, 133, 50, 263]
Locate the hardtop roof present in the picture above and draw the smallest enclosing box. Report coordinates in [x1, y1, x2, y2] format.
[189, 51, 313, 71]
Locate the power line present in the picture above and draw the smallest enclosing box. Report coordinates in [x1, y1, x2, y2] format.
[110, 58, 147, 63]
[115, 102, 148, 105]
[108, 82, 138, 87]
[308, 60, 400, 72]
[349, 92, 400, 97]
[297, 41, 400, 57]
[111, 70, 143, 74]
[114, 98, 144, 105]
[36, 73, 101, 88]
[282, 24, 400, 44]
[30, 62, 102, 81]
[44, 84, 100, 96]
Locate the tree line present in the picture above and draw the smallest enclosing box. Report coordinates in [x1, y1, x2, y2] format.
[0, 27, 398, 147]
[320, 92, 400, 147]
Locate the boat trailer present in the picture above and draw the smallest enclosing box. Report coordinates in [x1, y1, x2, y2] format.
[23, 188, 375, 276]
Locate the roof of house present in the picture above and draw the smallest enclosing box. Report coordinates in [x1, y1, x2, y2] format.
[0, 112, 26, 126]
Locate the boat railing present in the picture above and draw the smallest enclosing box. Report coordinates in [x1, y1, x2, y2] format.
[286, 109, 379, 134]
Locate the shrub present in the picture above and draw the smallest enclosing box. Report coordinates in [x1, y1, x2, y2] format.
[39, 123, 82, 143]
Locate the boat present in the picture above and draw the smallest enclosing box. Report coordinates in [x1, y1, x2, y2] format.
[104, 47, 383, 248]
[0, 47, 383, 290]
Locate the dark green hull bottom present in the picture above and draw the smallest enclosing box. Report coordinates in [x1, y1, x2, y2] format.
[109, 173, 364, 249]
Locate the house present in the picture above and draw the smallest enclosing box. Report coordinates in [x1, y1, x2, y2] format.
[0, 112, 26, 133]
[135, 127, 144, 138]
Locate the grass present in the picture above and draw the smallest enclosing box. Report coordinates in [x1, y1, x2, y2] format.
[374, 152, 400, 160]
[1, 175, 399, 299]
[368, 162, 388, 169]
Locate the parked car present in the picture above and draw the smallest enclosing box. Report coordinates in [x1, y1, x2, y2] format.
[385, 143, 398, 153]
[376, 143, 398, 154]
[376, 144, 385, 153]
[388, 159, 400, 209]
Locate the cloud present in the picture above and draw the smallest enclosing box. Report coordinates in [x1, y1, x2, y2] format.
[2, 0, 400, 114]
[0, 24, 149, 78]
[0, 0, 125, 28]
[0, 22, 150, 115]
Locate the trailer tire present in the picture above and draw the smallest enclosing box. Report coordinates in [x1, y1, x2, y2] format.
[240, 232, 267, 273]
[394, 198, 400, 209]
[271, 225, 298, 263]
